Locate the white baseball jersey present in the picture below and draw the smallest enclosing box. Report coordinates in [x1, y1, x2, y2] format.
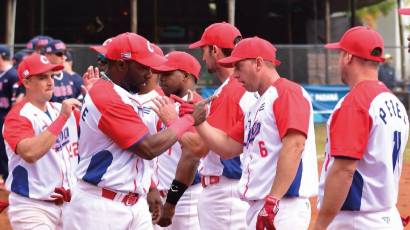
[228, 78, 318, 201]
[154, 92, 202, 190]
[200, 77, 258, 179]
[3, 100, 79, 200]
[318, 80, 409, 212]
[133, 87, 164, 134]
[76, 79, 151, 195]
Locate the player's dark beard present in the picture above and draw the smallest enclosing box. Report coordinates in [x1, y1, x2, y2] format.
[121, 70, 141, 94]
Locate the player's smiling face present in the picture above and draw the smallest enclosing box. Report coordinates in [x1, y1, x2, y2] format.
[234, 59, 258, 92]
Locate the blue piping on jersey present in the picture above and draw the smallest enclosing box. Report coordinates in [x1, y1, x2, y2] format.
[11, 165, 29, 197]
[83, 150, 113, 185]
[285, 159, 303, 197]
[220, 157, 242, 179]
[341, 170, 364, 211]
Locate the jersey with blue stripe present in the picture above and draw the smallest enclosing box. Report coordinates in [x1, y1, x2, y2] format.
[200, 77, 258, 179]
[228, 78, 318, 201]
[76, 79, 151, 195]
[318, 80, 409, 212]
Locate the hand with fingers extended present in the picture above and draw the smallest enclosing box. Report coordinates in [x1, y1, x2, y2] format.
[256, 195, 280, 230]
[147, 188, 163, 224]
[157, 202, 176, 227]
[169, 90, 202, 117]
[82, 66, 101, 94]
[190, 96, 215, 126]
[60, 98, 82, 118]
[151, 96, 179, 126]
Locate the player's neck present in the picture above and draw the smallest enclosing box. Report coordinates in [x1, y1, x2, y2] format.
[0, 61, 12, 71]
[26, 94, 48, 111]
[346, 68, 378, 89]
[258, 69, 280, 95]
[215, 66, 232, 83]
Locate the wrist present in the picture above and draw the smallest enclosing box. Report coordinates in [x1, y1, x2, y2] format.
[264, 195, 280, 213]
[168, 115, 194, 139]
[166, 179, 188, 205]
[47, 115, 69, 136]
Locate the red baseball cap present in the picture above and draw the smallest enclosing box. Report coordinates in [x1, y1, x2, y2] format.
[151, 43, 164, 56]
[103, 32, 166, 67]
[189, 22, 241, 49]
[89, 37, 113, 56]
[17, 53, 64, 81]
[218, 36, 281, 67]
[399, 8, 410, 15]
[152, 51, 201, 80]
[325, 26, 385, 62]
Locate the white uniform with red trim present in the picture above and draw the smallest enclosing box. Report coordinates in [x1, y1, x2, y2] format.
[62, 79, 153, 230]
[3, 99, 79, 230]
[154, 93, 202, 230]
[228, 78, 318, 230]
[318, 80, 409, 229]
[198, 77, 257, 230]
[133, 87, 164, 134]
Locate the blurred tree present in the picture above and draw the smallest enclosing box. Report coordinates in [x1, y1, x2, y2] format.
[357, 0, 396, 28]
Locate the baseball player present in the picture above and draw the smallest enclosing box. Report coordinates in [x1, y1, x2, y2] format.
[3, 53, 81, 229]
[62, 32, 196, 230]
[315, 26, 409, 229]
[151, 51, 206, 229]
[42, 39, 84, 102]
[174, 36, 318, 230]
[26, 35, 53, 53]
[0, 45, 19, 185]
[181, 22, 257, 230]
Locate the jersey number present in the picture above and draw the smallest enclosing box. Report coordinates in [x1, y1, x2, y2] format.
[392, 131, 401, 171]
[258, 141, 268, 157]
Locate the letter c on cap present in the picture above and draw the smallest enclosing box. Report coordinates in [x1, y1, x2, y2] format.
[147, 41, 154, 53]
[40, 55, 50, 64]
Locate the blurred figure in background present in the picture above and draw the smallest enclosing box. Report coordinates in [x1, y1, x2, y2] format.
[378, 54, 397, 90]
[26, 35, 53, 53]
[0, 45, 19, 188]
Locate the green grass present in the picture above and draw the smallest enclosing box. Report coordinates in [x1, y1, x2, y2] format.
[314, 123, 410, 162]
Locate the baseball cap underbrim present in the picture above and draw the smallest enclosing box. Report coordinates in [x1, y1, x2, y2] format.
[399, 8, 410, 15]
[218, 56, 281, 68]
[188, 40, 206, 49]
[135, 53, 167, 68]
[90, 45, 107, 56]
[324, 42, 341, 49]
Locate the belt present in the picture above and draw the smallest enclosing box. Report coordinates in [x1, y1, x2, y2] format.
[78, 180, 139, 206]
[200, 175, 220, 188]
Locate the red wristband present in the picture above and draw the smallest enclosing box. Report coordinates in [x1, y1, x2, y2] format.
[150, 179, 157, 190]
[47, 115, 69, 136]
[169, 115, 194, 139]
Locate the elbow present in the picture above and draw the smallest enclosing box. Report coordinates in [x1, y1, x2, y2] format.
[20, 151, 40, 163]
[136, 148, 157, 160]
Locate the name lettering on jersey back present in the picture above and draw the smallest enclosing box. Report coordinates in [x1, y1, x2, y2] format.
[81, 107, 89, 121]
[379, 99, 407, 125]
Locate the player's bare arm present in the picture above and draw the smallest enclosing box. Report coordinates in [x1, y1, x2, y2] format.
[16, 99, 80, 163]
[157, 132, 208, 227]
[315, 158, 358, 230]
[269, 130, 306, 199]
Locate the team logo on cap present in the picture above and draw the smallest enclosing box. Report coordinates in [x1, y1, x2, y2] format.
[46, 47, 52, 53]
[102, 38, 112, 46]
[121, 52, 131, 59]
[40, 55, 50, 64]
[55, 42, 66, 50]
[23, 70, 30, 77]
[147, 41, 154, 53]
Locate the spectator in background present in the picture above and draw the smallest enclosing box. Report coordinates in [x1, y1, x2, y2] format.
[26, 35, 53, 53]
[11, 49, 34, 104]
[378, 54, 397, 90]
[0, 45, 19, 188]
[42, 39, 84, 102]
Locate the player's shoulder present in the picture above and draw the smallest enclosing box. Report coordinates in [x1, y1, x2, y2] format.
[272, 77, 303, 94]
[5, 99, 30, 121]
[343, 80, 389, 109]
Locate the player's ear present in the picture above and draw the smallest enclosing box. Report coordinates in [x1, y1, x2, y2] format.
[255, 57, 264, 71]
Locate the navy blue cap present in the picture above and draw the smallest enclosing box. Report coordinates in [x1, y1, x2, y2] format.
[26, 35, 53, 50]
[0, 45, 11, 58]
[65, 50, 73, 62]
[42, 39, 67, 54]
[12, 49, 34, 67]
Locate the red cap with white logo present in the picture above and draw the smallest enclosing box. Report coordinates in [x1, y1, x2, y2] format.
[103, 32, 166, 68]
[17, 53, 64, 81]
[189, 22, 241, 49]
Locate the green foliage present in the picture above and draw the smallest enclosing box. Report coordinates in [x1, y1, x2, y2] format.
[356, 0, 397, 28]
